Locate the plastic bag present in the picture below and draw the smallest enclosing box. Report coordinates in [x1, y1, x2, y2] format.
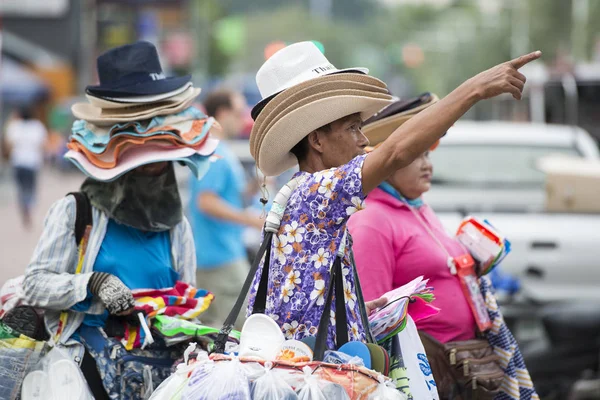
[0, 335, 46, 400]
[323, 350, 365, 367]
[369, 375, 408, 400]
[150, 343, 204, 400]
[396, 317, 439, 400]
[0, 276, 25, 318]
[296, 366, 327, 400]
[251, 362, 297, 400]
[21, 346, 94, 400]
[182, 357, 251, 400]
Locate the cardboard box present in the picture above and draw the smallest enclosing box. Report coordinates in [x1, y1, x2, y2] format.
[538, 155, 600, 213]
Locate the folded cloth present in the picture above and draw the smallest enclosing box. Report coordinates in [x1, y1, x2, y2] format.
[480, 276, 539, 400]
[71, 108, 214, 150]
[65, 137, 218, 182]
[68, 134, 210, 169]
[118, 281, 214, 350]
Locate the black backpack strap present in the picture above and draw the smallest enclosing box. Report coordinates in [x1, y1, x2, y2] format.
[67, 192, 93, 246]
[347, 233, 376, 344]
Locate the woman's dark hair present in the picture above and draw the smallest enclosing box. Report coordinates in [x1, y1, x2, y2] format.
[203, 90, 234, 117]
[290, 123, 331, 162]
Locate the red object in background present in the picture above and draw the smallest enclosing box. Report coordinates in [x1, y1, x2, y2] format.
[163, 33, 194, 67]
[264, 41, 287, 61]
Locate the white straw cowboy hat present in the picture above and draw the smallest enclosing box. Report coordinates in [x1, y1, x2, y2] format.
[250, 41, 393, 176]
[361, 92, 439, 146]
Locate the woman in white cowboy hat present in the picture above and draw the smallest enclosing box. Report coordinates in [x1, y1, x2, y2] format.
[246, 41, 541, 350]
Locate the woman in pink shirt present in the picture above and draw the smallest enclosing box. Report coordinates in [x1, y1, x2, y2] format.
[348, 145, 477, 343]
[349, 96, 538, 400]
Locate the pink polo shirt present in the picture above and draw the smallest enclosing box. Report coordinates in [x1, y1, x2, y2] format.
[348, 188, 476, 343]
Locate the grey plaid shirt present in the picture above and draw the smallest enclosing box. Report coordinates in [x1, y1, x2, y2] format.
[23, 195, 197, 363]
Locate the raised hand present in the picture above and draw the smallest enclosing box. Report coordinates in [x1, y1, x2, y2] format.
[468, 51, 542, 101]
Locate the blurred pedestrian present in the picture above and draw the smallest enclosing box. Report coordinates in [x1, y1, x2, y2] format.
[5, 107, 48, 229]
[189, 89, 264, 329]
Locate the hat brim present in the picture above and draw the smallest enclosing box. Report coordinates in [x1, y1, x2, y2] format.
[86, 83, 194, 108]
[251, 68, 368, 120]
[250, 73, 388, 158]
[86, 75, 191, 98]
[72, 87, 201, 126]
[257, 94, 393, 176]
[362, 94, 439, 146]
[254, 89, 392, 168]
[65, 136, 218, 182]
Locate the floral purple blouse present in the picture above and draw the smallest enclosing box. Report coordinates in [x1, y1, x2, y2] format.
[247, 154, 368, 349]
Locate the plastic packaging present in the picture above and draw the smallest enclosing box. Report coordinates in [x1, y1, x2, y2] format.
[182, 357, 251, 400]
[21, 346, 94, 400]
[149, 343, 203, 400]
[0, 334, 45, 400]
[368, 375, 408, 400]
[323, 350, 365, 367]
[296, 366, 327, 400]
[251, 362, 297, 400]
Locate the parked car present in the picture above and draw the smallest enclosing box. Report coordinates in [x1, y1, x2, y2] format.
[427, 121, 600, 302]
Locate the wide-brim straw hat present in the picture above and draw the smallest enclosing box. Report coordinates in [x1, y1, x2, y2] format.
[250, 41, 393, 176]
[361, 92, 439, 146]
[250, 74, 389, 161]
[257, 92, 392, 176]
[71, 87, 201, 126]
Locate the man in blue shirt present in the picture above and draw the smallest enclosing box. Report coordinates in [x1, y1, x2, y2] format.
[189, 89, 264, 329]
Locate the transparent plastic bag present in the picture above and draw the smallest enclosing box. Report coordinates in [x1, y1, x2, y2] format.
[182, 357, 251, 400]
[21, 346, 94, 400]
[368, 376, 408, 400]
[296, 366, 327, 400]
[0, 335, 46, 400]
[323, 350, 365, 367]
[150, 343, 204, 400]
[251, 362, 297, 400]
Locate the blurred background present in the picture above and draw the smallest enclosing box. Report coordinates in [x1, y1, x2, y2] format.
[2, 0, 600, 397]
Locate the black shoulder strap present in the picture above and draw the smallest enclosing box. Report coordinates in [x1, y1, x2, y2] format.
[67, 192, 92, 246]
[347, 233, 376, 344]
[212, 231, 274, 354]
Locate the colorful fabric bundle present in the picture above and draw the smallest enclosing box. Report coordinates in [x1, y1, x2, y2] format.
[368, 276, 438, 343]
[118, 281, 214, 350]
[66, 97, 220, 181]
[456, 217, 512, 275]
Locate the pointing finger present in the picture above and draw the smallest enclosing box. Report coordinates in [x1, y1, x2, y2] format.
[510, 51, 542, 70]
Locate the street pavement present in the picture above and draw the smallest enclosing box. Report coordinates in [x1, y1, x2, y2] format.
[0, 166, 85, 286]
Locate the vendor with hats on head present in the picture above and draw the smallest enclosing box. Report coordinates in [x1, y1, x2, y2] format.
[21, 41, 217, 400]
[246, 41, 541, 351]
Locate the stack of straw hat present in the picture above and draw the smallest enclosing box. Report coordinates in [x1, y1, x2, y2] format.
[249, 41, 395, 176]
[65, 41, 219, 182]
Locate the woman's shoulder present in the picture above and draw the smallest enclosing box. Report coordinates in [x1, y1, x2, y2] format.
[49, 195, 77, 218]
